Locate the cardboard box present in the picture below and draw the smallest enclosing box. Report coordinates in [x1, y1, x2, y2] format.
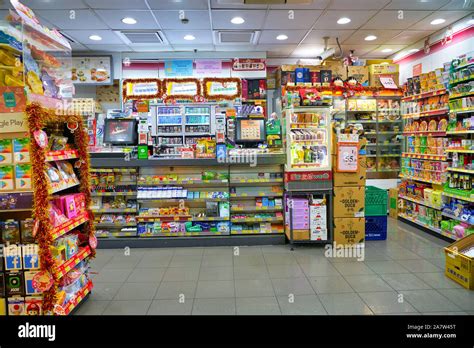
[323, 60, 347, 80]
[333, 186, 365, 218]
[369, 63, 399, 75]
[444, 234, 474, 290]
[333, 155, 367, 187]
[370, 73, 399, 88]
[347, 66, 369, 86]
[389, 188, 398, 219]
[310, 202, 327, 241]
[334, 217, 365, 245]
[285, 228, 309, 241]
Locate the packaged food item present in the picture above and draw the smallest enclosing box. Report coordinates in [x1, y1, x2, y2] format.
[49, 135, 68, 151]
[26, 71, 43, 94]
[45, 163, 61, 186]
[55, 161, 79, 184]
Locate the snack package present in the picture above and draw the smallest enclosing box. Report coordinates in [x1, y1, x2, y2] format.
[49, 135, 68, 151]
[55, 161, 79, 184]
[13, 138, 30, 163]
[15, 164, 32, 190]
[45, 163, 61, 187]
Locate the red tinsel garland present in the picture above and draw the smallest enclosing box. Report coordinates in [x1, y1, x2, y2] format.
[26, 103, 95, 314]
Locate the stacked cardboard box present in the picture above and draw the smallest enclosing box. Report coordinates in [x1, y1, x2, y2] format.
[332, 144, 366, 246]
[369, 64, 399, 88]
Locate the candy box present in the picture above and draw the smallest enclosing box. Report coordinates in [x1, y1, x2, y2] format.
[13, 138, 30, 163]
[73, 193, 86, 212]
[0, 139, 12, 164]
[4, 244, 22, 270]
[15, 163, 32, 190]
[20, 219, 35, 243]
[8, 296, 24, 315]
[5, 271, 24, 296]
[1, 219, 20, 243]
[22, 244, 40, 270]
[24, 270, 41, 295]
[24, 296, 42, 315]
[0, 165, 14, 191]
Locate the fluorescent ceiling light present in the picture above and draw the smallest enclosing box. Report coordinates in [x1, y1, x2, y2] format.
[89, 35, 102, 41]
[184, 34, 195, 41]
[276, 34, 288, 41]
[231, 17, 245, 24]
[365, 35, 377, 41]
[121, 17, 137, 25]
[381, 48, 393, 53]
[430, 18, 446, 25]
[337, 17, 351, 25]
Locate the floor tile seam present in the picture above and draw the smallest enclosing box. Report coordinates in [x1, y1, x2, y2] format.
[264, 254, 283, 314]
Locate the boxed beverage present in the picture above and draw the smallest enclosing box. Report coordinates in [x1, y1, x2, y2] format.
[332, 155, 367, 187]
[24, 296, 42, 315]
[389, 188, 398, 219]
[15, 163, 32, 190]
[347, 66, 369, 86]
[8, 296, 24, 315]
[0, 165, 14, 191]
[0, 139, 13, 164]
[310, 200, 327, 241]
[333, 186, 365, 218]
[334, 217, 365, 245]
[5, 271, 24, 296]
[13, 138, 30, 164]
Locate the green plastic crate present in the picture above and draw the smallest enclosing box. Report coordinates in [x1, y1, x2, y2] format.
[365, 186, 388, 216]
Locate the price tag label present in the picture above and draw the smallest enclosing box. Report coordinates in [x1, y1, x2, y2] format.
[337, 142, 359, 172]
[379, 75, 398, 89]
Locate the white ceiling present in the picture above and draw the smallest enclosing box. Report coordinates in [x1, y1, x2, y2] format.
[4, 0, 473, 58]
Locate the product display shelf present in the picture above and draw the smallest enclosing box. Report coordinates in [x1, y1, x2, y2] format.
[61, 280, 93, 315]
[51, 211, 89, 240]
[398, 195, 442, 210]
[54, 246, 92, 279]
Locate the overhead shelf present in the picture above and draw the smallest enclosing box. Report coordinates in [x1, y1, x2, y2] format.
[398, 195, 442, 210]
[401, 89, 446, 102]
[401, 153, 446, 161]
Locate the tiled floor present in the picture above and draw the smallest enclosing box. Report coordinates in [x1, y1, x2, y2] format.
[75, 218, 474, 315]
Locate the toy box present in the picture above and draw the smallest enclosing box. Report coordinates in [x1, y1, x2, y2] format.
[4, 244, 22, 270]
[13, 138, 30, 164]
[22, 244, 40, 270]
[5, 271, 24, 296]
[15, 163, 32, 190]
[0, 139, 12, 164]
[8, 296, 24, 315]
[25, 296, 42, 315]
[0, 165, 14, 191]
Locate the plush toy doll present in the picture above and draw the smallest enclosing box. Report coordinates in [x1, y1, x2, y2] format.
[332, 77, 344, 87]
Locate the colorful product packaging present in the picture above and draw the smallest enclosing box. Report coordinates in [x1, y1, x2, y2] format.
[1, 219, 20, 243]
[4, 244, 22, 271]
[5, 271, 24, 296]
[13, 138, 30, 163]
[8, 296, 24, 315]
[24, 270, 41, 295]
[15, 163, 32, 190]
[24, 296, 42, 315]
[0, 165, 14, 190]
[0, 139, 12, 164]
[20, 219, 35, 243]
[22, 244, 40, 270]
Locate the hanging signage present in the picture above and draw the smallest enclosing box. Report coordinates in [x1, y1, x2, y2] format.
[0, 112, 28, 133]
[203, 78, 241, 100]
[163, 78, 201, 99]
[122, 79, 161, 101]
[195, 60, 222, 75]
[71, 56, 113, 85]
[232, 58, 266, 71]
[164, 60, 193, 77]
[412, 63, 422, 77]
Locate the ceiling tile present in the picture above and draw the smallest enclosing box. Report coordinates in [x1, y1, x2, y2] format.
[95, 10, 158, 30]
[341, 44, 380, 56]
[153, 10, 211, 29]
[366, 44, 407, 57]
[292, 44, 326, 57]
[269, 0, 330, 9]
[409, 10, 472, 30]
[148, 0, 209, 10]
[214, 44, 261, 51]
[385, 0, 450, 10]
[163, 30, 213, 44]
[23, 0, 88, 9]
[263, 10, 322, 30]
[328, 0, 391, 10]
[172, 44, 215, 51]
[70, 42, 89, 51]
[36, 10, 109, 30]
[263, 44, 298, 57]
[84, 44, 133, 52]
[389, 30, 431, 44]
[303, 29, 354, 44]
[259, 30, 307, 44]
[313, 10, 378, 30]
[83, 0, 148, 9]
[210, 0, 268, 9]
[63, 30, 124, 44]
[344, 29, 402, 45]
[212, 9, 267, 30]
[441, 0, 474, 10]
[129, 44, 173, 52]
[362, 10, 432, 30]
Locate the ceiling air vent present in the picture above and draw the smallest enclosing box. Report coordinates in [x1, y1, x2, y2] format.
[117, 31, 166, 44]
[215, 31, 260, 44]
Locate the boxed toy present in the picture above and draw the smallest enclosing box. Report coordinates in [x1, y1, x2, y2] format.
[0, 165, 14, 191]
[0, 139, 13, 164]
[25, 296, 42, 315]
[5, 271, 24, 296]
[15, 163, 32, 190]
[13, 138, 30, 164]
[8, 296, 24, 315]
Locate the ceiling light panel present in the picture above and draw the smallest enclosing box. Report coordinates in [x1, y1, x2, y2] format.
[263, 10, 323, 29]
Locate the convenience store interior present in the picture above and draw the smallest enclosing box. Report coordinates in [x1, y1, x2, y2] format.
[0, 0, 473, 317]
